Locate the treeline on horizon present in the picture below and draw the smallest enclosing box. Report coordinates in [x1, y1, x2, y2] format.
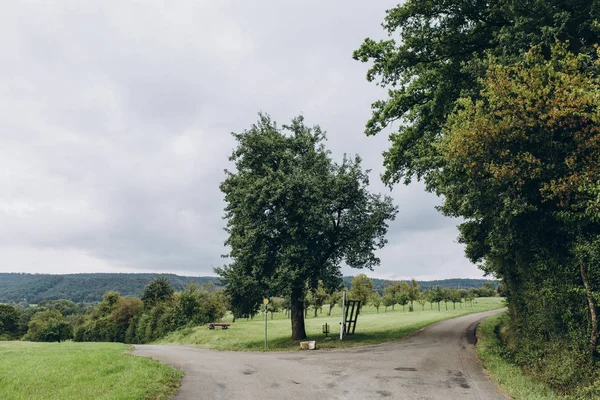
[0, 272, 498, 304]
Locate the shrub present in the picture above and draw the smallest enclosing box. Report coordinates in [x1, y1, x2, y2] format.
[0, 304, 21, 340]
[23, 310, 72, 342]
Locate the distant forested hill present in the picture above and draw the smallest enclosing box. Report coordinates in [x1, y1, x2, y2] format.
[0, 273, 220, 304]
[342, 276, 499, 294]
[0, 272, 498, 304]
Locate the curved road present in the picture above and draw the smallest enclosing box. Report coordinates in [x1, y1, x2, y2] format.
[134, 309, 507, 400]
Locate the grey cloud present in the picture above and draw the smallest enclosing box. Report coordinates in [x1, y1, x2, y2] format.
[0, 0, 484, 280]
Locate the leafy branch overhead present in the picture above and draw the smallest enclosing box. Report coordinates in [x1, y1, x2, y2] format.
[354, 0, 600, 186]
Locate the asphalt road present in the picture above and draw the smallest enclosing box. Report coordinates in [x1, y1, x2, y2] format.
[134, 309, 507, 400]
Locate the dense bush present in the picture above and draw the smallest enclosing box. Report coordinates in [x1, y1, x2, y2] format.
[74, 291, 142, 343]
[23, 310, 72, 342]
[74, 279, 227, 344]
[134, 282, 227, 343]
[0, 304, 21, 340]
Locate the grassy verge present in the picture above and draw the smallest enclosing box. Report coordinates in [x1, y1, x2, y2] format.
[0, 341, 183, 400]
[157, 297, 505, 351]
[476, 313, 561, 400]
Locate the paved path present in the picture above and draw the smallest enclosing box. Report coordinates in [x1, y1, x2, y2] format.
[134, 309, 507, 400]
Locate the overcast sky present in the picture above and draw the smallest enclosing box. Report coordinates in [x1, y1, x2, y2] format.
[0, 1, 487, 280]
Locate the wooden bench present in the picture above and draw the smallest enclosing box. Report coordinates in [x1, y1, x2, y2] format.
[208, 323, 230, 330]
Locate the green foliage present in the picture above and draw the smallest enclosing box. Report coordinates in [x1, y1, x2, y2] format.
[0, 304, 21, 340]
[141, 277, 175, 308]
[23, 310, 72, 342]
[0, 272, 498, 304]
[307, 282, 328, 317]
[407, 279, 420, 311]
[74, 292, 143, 343]
[342, 276, 498, 294]
[356, 2, 600, 392]
[435, 44, 600, 393]
[370, 292, 382, 313]
[349, 274, 374, 311]
[267, 298, 284, 319]
[477, 313, 565, 400]
[37, 299, 82, 316]
[354, 0, 600, 186]
[134, 282, 227, 344]
[477, 283, 497, 298]
[217, 114, 397, 340]
[175, 283, 227, 326]
[430, 287, 445, 311]
[326, 290, 342, 316]
[0, 272, 220, 303]
[382, 289, 396, 312]
[416, 293, 427, 310]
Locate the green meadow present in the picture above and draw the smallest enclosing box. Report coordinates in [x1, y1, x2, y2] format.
[0, 341, 182, 400]
[157, 297, 505, 351]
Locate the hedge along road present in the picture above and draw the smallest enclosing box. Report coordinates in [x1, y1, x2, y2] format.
[134, 309, 507, 400]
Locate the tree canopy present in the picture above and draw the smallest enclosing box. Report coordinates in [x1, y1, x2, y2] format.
[350, 274, 374, 311]
[353, 0, 600, 186]
[217, 114, 397, 340]
[437, 43, 600, 386]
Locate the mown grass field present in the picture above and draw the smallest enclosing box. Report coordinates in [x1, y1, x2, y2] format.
[476, 312, 561, 400]
[158, 297, 505, 351]
[0, 341, 182, 400]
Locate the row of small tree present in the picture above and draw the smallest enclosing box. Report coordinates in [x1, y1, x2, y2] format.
[257, 275, 496, 319]
[350, 274, 493, 313]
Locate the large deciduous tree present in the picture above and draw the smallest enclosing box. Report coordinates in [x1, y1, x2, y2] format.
[217, 114, 397, 340]
[438, 44, 600, 360]
[353, 0, 600, 186]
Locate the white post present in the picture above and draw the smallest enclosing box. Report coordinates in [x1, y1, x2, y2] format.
[340, 290, 346, 340]
[264, 303, 268, 350]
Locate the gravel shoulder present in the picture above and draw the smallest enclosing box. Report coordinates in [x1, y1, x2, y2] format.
[134, 309, 507, 400]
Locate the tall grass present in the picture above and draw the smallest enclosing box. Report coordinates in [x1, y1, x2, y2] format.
[476, 313, 562, 400]
[157, 297, 505, 351]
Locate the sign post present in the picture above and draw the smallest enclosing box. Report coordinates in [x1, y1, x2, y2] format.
[263, 298, 269, 350]
[340, 290, 346, 340]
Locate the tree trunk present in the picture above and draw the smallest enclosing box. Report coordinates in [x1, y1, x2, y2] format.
[328, 304, 333, 316]
[314, 307, 318, 317]
[410, 300, 414, 311]
[580, 262, 599, 357]
[290, 287, 307, 340]
[392, 304, 395, 311]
